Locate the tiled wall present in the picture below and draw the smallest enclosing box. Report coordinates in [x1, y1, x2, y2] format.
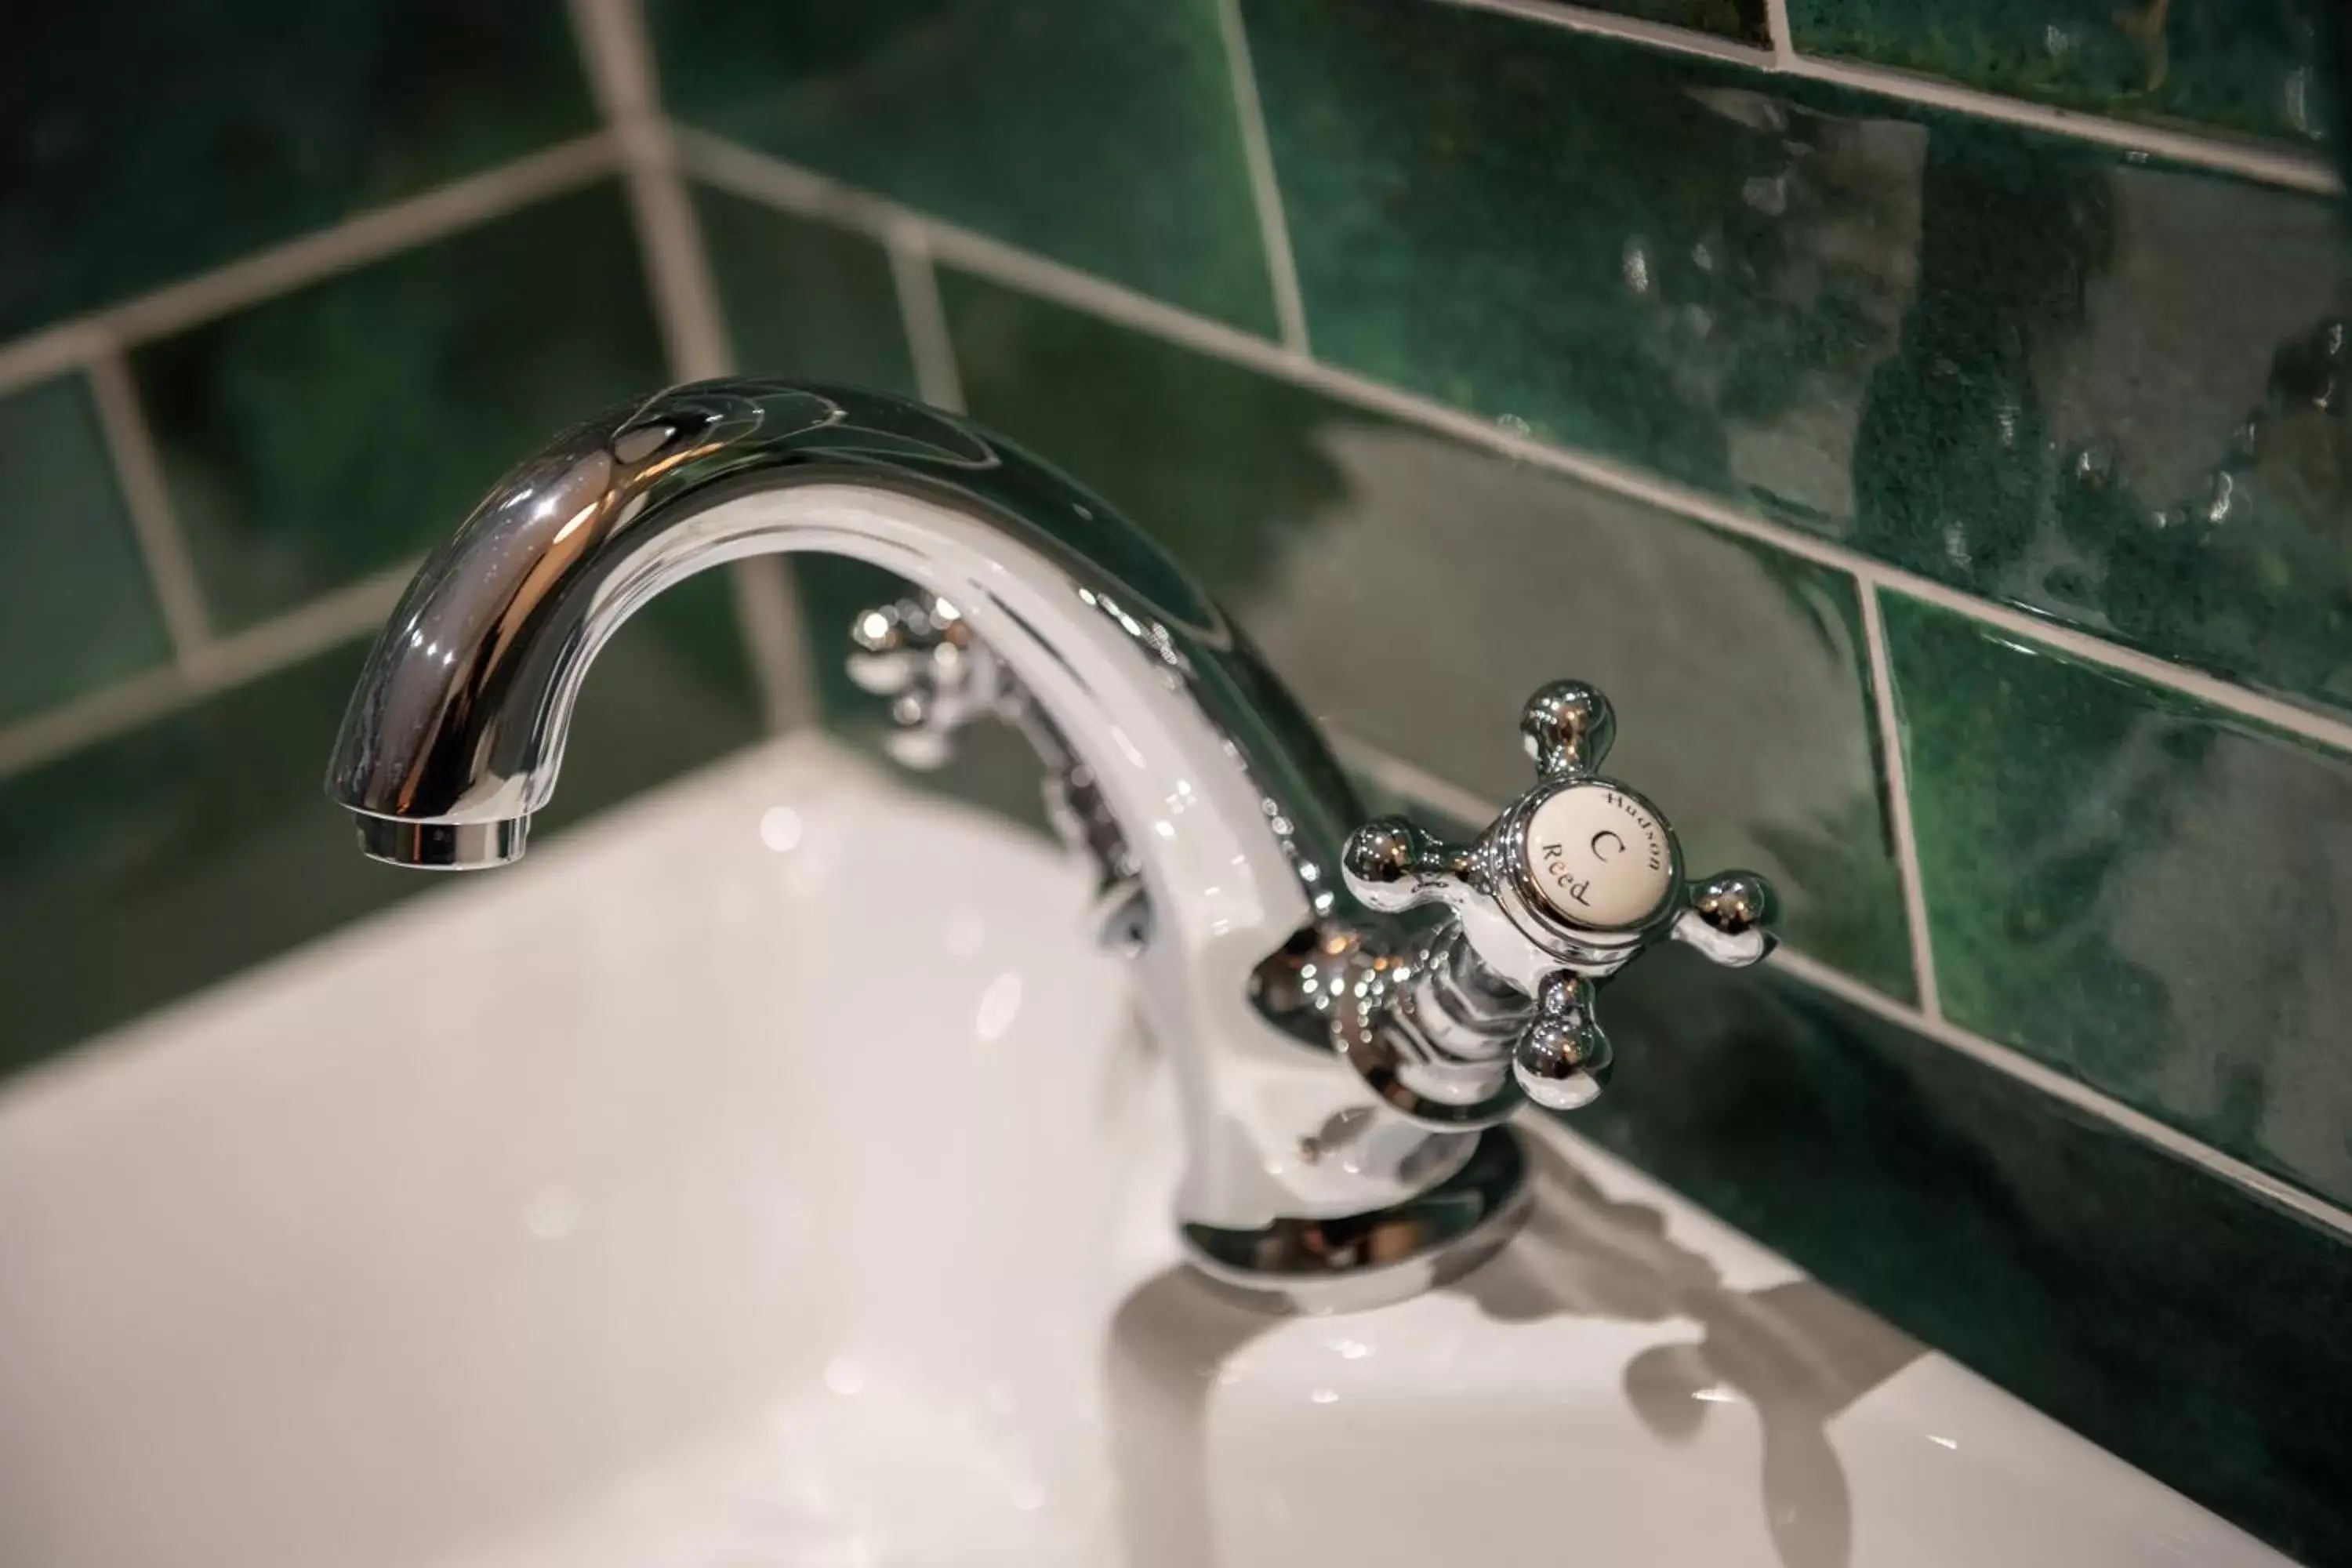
[5, 1, 2350, 1559]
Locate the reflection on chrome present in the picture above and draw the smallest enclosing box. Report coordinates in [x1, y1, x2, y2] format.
[326, 380, 1772, 1311]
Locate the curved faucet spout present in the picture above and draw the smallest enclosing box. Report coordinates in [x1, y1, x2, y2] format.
[328, 381, 1358, 884]
[324, 379, 1529, 1311]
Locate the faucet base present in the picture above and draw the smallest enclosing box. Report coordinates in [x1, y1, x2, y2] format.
[1177, 1126, 1532, 1314]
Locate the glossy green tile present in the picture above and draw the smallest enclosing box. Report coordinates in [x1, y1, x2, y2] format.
[0, 569, 760, 1081]
[696, 186, 921, 391]
[1849, 135, 2352, 724]
[1578, 942, 2352, 1566]
[1243, 0, 2352, 720]
[0, 376, 171, 724]
[1884, 592, 2352, 1209]
[1788, 0, 2334, 144]
[1244, 0, 1904, 499]
[650, 0, 1280, 336]
[0, 1, 596, 338]
[132, 183, 667, 631]
[691, 181, 924, 724]
[940, 267, 1913, 995]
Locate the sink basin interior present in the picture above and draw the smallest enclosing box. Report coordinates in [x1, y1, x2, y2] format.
[0, 738, 2286, 1568]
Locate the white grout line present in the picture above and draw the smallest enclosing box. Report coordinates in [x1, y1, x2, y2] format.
[1432, 0, 1773, 67]
[679, 131, 910, 244]
[1770, 948, 2352, 1243]
[1869, 576, 2352, 757]
[0, 322, 106, 403]
[565, 0, 662, 130]
[1432, 0, 2339, 194]
[679, 132, 2352, 764]
[567, 0, 817, 733]
[725, 558, 819, 731]
[1333, 720, 2352, 1242]
[0, 136, 621, 401]
[1762, 0, 1795, 65]
[615, 122, 736, 381]
[568, 0, 729, 381]
[1214, 0, 1313, 353]
[83, 347, 213, 664]
[108, 134, 626, 339]
[1328, 728, 1506, 830]
[0, 558, 413, 786]
[681, 127, 1294, 359]
[1791, 51, 2340, 194]
[189, 558, 416, 688]
[886, 224, 967, 412]
[1857, 583, 1941, 1015]
[0, 667, 193, 785]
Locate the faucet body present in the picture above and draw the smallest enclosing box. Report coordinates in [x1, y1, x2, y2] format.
[327, 380, 1524, 1310]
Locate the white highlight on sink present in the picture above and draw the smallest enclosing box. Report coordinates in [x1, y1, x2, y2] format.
[973, 971, 1025, 1044]
[757, 804, 804, 852]
[518, 1185, 582, 1243]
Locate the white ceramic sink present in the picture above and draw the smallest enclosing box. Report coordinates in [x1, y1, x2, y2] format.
[0, 738, 2287, 1568]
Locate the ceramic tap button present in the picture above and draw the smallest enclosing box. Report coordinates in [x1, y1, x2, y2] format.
[1522, 785, 1671, 927]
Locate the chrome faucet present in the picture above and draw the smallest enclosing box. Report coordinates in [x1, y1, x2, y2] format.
[325, 380, 1775, 1312]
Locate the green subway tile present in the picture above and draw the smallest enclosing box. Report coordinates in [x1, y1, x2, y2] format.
[0, 1, 596, 338]
[940, 267, 1913, 995]
[696, 187, 922, 393]
[1884, 592, 2352, 1209]
[1243, 0, 2352, 721]
[0, 376, 171, 724]
[1788, 0, 2334, 145]
[650, 0, 1280, 336]
[132, 183, 668, 631]
[1577, 943, 2352, 1566]
[691, 182, 924, 724]
[1244, 0, 1900, 503]
[0, 569, 760, 1080]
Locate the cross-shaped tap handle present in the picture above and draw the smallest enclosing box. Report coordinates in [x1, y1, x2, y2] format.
[1340, 681, 1776, 1112]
